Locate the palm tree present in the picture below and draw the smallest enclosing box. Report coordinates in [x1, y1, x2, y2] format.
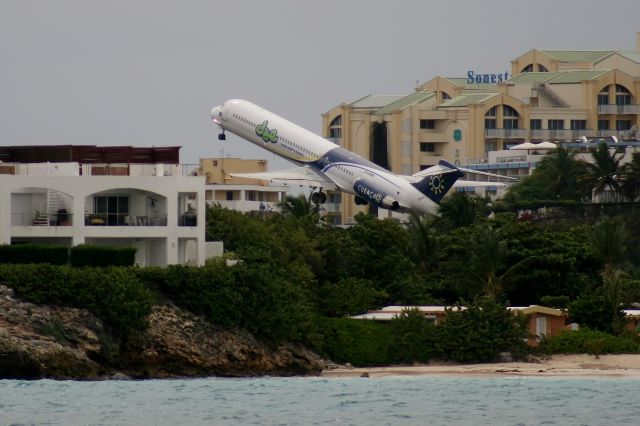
[437, 192, 486, 228]
[405, 212, 440, 273]
[578, 142, 624, 201]
[534, 145, 586, 200]
[620, 152, 640, 201]
[463, 226, 533, 297]
[275, 194, 320, 220]
[588, 216, 627, 267]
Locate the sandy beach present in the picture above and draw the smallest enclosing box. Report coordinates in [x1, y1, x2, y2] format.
[321, 354, 640, 378]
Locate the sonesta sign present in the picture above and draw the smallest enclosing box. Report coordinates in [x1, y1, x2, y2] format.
[467, 70, 509, 84]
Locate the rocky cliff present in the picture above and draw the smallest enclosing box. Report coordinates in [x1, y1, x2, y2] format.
[0, 286, 324, 380]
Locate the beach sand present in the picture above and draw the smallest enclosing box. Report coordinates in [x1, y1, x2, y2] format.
[321, 354, 640, 378]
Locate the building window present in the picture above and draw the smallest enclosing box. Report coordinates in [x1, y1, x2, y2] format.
[226, 191, 234, 201]
[548, 119, 564, 130]
[597, 88, 609, 105]
[419, 119, 435, 129]
[538, 64, 549, 72]
[485, 106, 497, 117]
[503, 105, 518, 117]
[615, 85, 631, 106]
[530, 119, 542, 130]
[442, 92, 451, 100]
[329, 115, 342, 141]
[521, 64, 534, 73]
[485, 119, 496, 129]
[617, 120, 632, 131]
[94, 196, 129, 226]
[570, 120, 587, 130]
[503, 119, 519, 129]
[420, 143, 435, 152]
[598, 120, 610, 130]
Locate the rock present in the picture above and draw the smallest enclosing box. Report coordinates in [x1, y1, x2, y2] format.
[119, 305, 324, 378]
[0, 285, 107, 379]
[0, 285, 324, 379]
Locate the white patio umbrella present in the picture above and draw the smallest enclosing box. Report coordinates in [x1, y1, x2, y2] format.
[509, 142, 537, 150]
[536, 141, 557, 149]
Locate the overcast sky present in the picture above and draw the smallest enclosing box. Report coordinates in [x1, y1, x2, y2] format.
[1, 0, 638, 169]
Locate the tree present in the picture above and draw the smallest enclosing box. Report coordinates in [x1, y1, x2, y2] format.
[276, 194, 320, 220]
[620, 152, 640, 201]
[435, 296, 528, 363]
[578, 142, 624, 201]
[588, 216, 627, 267]
[461, 225, 533, 297]
[534, 145, 587, 200]
[405, 212, 440, 274]
[388, 308, 437, 363]
[437, 192, 487, 228]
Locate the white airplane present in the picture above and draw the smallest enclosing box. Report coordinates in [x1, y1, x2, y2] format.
[210, 99, 513, 215]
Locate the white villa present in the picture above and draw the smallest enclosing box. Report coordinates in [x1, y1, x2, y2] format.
[0, 145, 206, 266]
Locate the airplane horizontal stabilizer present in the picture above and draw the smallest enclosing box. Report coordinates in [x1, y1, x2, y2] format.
[229, 166, 338, 190]
[453, 180, 508, 188]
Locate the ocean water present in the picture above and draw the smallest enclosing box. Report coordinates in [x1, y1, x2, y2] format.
[1, 376, 639, 425]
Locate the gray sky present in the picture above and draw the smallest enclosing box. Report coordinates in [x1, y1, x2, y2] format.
[1, 0, 638, 170]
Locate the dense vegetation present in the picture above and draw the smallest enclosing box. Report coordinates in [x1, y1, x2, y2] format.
[2, 143, 640, 365]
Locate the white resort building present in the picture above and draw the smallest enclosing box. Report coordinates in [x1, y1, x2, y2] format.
[0, 145, 206, 266]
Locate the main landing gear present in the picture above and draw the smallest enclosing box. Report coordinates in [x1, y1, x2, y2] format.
[311, 189, 327, 204]
[218, 131, 226, 141]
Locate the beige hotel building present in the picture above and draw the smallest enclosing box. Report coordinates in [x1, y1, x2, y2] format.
[322, 34, 640, 224]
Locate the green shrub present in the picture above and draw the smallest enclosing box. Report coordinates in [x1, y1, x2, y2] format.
[435, 296, 529, 363]
[135, 260, 313, 343]
[312, 317, 391, 366]
[0, 264, 151, 334]
[538, 329, 640, 354]
[70, 245, 136, 267]
[388, 308, 437, 364]
[0, 244, 68, 265]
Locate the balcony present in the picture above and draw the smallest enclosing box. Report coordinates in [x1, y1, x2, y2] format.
[598, 104, 640, 114]
[484, 129, 528, 138]
[85, 213, 167, 226]
[12, 211, 73, 227]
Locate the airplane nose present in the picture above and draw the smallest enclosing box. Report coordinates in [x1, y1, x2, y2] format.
[210, 105, 222, 122]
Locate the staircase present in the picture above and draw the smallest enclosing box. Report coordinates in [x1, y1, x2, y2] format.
[32, 211, 49, 226]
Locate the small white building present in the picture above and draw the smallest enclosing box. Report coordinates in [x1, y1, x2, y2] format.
[0, 145, 206, 266]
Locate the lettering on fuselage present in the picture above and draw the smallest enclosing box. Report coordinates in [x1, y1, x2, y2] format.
[355, 184, 384, 204]
[255, 121, 278, 143]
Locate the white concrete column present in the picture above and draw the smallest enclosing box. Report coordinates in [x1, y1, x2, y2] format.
[0, 183, 11, 245]
[71, 192, 86, 245]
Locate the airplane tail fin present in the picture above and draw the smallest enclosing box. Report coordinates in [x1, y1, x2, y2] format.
[411, 160, 464, 204]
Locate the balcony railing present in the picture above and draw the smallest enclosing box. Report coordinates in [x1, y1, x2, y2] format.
[84, 213, 167, 226]
[484, 129, 528, 138]
[12, 212, 73, 226]
[598, 104, 640, 114]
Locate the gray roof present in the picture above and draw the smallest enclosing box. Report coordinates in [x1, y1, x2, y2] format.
[349, 95, 405, 109]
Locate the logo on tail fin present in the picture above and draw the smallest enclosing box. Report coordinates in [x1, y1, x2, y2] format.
[412, 168, 464, 204]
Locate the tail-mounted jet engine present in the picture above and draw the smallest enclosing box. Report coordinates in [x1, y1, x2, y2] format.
[353, 177, 400, 210]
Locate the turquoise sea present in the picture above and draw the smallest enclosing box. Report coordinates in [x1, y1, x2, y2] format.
[1, 376, 639, 425]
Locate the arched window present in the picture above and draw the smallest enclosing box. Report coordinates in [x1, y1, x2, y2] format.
[329, 115, 342, 142]
[442, 91, 451, 100]
[615, 84, 631, 106]
[503, 105, 519, 129]
[538, 64, 549, 72]
[597, 87, 609, 105]
[485, 106, 497, 129]
[521, 64, 534, 73]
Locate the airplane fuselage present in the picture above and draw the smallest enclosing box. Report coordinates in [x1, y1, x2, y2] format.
[210, 99, 442, 214]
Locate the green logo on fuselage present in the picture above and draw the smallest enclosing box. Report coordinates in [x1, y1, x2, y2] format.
[255, 121, 278, 143]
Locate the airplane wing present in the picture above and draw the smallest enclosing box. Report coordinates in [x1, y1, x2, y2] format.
[230, 166, 338, 190]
